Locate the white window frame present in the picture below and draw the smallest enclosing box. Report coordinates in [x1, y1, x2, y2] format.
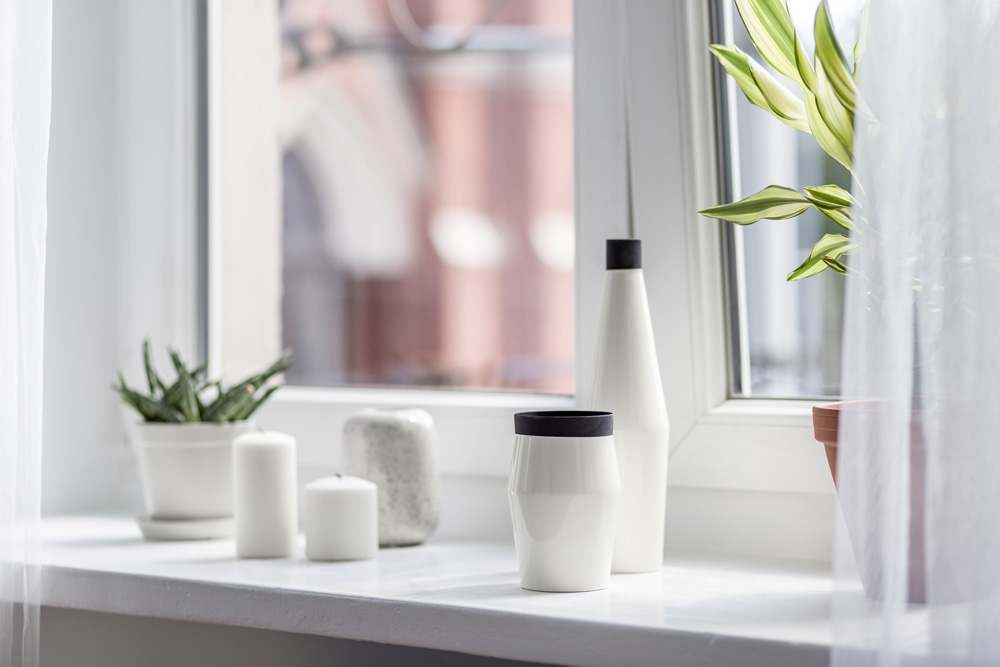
[121, 0, 836, 558]
[574, 0, 835, 561]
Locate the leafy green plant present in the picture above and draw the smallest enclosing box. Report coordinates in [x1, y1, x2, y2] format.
[699, 0, 868, 281]
[114, 340, 292, 423]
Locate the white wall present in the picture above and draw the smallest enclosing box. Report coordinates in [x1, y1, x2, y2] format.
[44, 0, 141, 515]
[41, 608, 535, 667]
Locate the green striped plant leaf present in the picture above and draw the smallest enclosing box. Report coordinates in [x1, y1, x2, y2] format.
[787, 233, 858, 281]
[804, 183, 855, 230]
[822, 257, 848, 274]
[853, 1, 870, 82]
[804, 87, 852, 171]
[710, 45, 809, 133]
[815, 0, 864, 117]
[734, 0, 815, 91]
[803, 184, 854, 207]
[815, 59, 854, 149]
[699, 185, 813, 225]
[793, 32, 815, 93]
[814, 205, 853, 230]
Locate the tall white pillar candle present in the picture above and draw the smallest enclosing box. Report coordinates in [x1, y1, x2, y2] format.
[233, 431, 298, 558]
[305, 476, 378, 561]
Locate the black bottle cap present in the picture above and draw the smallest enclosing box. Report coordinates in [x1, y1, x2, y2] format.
[606, 239, 642, 270]
[514, 411, 614, 438]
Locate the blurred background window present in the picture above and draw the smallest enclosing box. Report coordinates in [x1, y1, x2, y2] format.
[719, 0, 865, 398]
[278, 0, 573, 394]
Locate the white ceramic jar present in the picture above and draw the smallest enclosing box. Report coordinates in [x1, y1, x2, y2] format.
[508, 411, 620, 592]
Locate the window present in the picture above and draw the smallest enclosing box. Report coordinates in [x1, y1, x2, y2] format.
[715, 0, 865, 398]
[278, 0, 574, 394]
[200, 0, 836, 557]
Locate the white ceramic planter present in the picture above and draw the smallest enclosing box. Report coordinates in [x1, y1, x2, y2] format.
[508, 411, 620, 592]
[134, 421, 256, 520]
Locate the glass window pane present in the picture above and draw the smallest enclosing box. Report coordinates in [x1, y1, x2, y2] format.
[720, 0, 865, 398]
[279, 0, 574, 393]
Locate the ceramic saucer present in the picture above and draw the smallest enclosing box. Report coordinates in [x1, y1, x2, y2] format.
[136, 516, 234, 541]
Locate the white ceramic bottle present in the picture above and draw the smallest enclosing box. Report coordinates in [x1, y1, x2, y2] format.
[584, 239, 670, 573]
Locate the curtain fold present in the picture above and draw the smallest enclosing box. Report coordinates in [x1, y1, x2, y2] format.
[0, 0, 51, 665]
[835, 0, 1000, 665]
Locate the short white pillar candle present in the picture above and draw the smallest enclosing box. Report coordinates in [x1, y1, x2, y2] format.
[305, 476, 378, 561]
[233, 431, 298, 558]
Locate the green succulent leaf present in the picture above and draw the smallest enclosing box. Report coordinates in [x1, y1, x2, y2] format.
[247, 350, 293, 387]
[114, 372, 184, 423]
[700, 185, 813, 225]
[203, 380, 257, 422]
[221, 386, 258, 422]
[142, 339, 164, 396]
[232, 385, 281, 422]
[787, 233, 857, 281]
[115, 345, 290, 423]
[710, 45, 810, 133]
[161, 379, 186, 411]
[168, 348, 200, 422]
[734, 0, 815, 91]
[203, 385, 245, 421]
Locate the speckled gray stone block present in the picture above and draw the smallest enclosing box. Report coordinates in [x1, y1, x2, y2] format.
[341, 408, 439, 547]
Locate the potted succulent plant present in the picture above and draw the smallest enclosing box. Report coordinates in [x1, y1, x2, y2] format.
[114, 340, 291, 537]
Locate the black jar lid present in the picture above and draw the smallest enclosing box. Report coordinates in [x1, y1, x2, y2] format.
[513, 411, 613, 438]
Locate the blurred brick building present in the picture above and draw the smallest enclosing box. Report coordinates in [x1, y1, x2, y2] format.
[279, 0, 574, 393]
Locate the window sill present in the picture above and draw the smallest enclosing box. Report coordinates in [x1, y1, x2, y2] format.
[42, 516, 832, 667]
[271, 385, 574, 410]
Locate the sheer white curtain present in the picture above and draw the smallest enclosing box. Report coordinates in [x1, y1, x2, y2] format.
[834, 0, 1000, 664]
[0, 1, 51, 666]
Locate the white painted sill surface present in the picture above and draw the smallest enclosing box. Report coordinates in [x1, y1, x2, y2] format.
[42, 517, 833, 667]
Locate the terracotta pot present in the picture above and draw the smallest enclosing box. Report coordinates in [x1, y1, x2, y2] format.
[812, 402, 927, 603]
